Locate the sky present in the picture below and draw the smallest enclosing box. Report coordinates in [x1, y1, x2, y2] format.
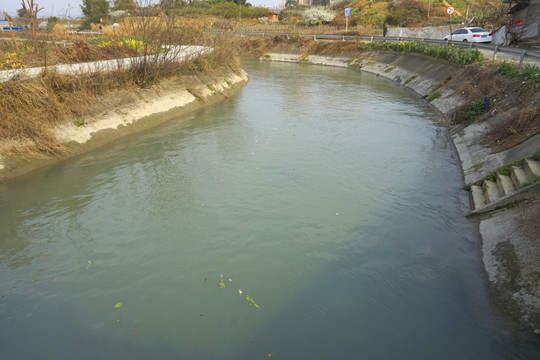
[1, 0, 282, 19]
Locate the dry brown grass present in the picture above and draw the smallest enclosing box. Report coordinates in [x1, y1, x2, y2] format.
[440, 63, 540, 151]
[0, 16, 242, 159]
[302, 40, 365, 56]
[233, 35, 318, 58]
[1, 72, 120, 157]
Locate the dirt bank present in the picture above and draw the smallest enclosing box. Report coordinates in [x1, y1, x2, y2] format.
[264, 49, 540, 341]
[0, 68, 249, 182]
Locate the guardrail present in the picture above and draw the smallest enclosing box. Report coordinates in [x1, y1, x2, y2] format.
[236, 32, 540, 67]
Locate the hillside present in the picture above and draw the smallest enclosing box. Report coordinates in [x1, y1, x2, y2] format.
[328, 0, 515, 30]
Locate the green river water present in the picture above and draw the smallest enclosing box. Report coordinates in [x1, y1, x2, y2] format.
[1, 60, 539, 359]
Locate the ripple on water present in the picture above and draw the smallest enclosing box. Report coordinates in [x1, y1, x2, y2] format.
[0, 61, 538, 360]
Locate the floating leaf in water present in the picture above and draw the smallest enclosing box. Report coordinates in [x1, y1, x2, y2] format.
[86, 260, 93, 269]
[246, 295, 260, 308]
[114, 302, 123, 309]
[218, 274, 226, 289]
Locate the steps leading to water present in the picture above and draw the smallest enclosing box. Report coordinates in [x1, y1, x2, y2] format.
[468, 158, 540, 215]
[497, 174, 515, 195]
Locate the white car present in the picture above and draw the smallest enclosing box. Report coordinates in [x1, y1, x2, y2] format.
[443, 27, 492, 43]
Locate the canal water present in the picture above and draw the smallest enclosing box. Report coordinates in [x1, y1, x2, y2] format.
[1, 61, 538, 359]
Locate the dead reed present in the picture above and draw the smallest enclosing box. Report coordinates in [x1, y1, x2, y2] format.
[0, 15, 241, 159]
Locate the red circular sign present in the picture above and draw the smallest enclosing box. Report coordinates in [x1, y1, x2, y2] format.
[446, 6, 455, 15]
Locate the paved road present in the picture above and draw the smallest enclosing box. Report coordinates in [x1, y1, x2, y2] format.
[476, 47, 540, 66]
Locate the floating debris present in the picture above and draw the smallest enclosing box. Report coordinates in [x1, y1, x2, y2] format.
[218, 274, 226, 289]
[86, 260, 93, 270]
[246, 295, 260, 308]
[238, 289, 243, 296]
[114, 302, 123, 309]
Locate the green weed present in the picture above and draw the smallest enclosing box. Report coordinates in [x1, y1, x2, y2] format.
[486, 164, 514, 181]
[427, 90, 442, 102]
[404, 75, 417, 84]
[467, 99, 486, 117]
[496, 62, 519, 77]
[497, 62, 540, 88]
[73, 119, 85, 127]
[529, 148, 540, 161]
[370, 41, 483, 65]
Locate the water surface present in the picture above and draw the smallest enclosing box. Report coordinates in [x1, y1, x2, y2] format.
[1, 61, 538, 359]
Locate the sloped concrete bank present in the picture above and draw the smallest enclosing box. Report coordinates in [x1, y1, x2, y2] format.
[0, 69, 249, 182]
[265, 51, 540, 340]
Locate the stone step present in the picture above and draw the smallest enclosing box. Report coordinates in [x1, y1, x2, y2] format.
[484, 180, 502, 202]
[511, 165, 532, 188]
[497, 174, 515, 195]
[470, 185, 486, 210]
[525, 159, 540, 178]
[468, 158, 540, 217]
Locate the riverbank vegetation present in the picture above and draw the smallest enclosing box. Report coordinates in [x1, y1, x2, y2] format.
[0, 12, 240, 159]
[1, 0, 537, 159]
[234, 35, 485, 65]
[370, 40, 484, 65]
[496, 61, 540, 88]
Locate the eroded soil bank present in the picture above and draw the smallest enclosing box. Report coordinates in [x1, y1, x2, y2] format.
[0, 68, 249, 182]
[262, 49, 539, 341]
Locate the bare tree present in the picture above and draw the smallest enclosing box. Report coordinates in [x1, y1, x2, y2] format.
[3, 11, 21, 53]
[21, 0, 43, 49]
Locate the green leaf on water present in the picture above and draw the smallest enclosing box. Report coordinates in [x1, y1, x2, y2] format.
[114, 302, 123, 309]
[245, 295, 260, 308]
[218, 274, 226, 289]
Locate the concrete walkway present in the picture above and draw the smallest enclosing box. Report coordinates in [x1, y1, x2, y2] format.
[0, 45, 211, 83]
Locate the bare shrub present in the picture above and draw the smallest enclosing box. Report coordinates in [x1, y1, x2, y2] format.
[1, 2, 242, 158]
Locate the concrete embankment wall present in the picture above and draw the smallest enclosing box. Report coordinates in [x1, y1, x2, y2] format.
[265, 51, 540, 339]
[0, 68, 249, 181]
